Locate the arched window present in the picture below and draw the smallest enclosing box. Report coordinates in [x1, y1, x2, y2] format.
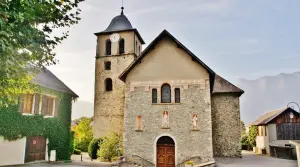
[161, 84, 171, 103]
[175, 88, 180, 103]
[106, 39, 111, 55]
[105, 78, 112, 91]
[152, 89, 157, 103]
[119, 38, 125, 54]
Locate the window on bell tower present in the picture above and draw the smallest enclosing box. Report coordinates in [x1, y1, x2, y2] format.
[106, 39, 111, 55]
[104, 61, 111, 70]
[105, 78, 113, 91]
[119, 38, 125, 54]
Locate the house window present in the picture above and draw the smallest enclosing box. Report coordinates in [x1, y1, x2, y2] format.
[175, 88, 180, 103]
[119, 38, 125, 54]
[105, 78, 113, 91]
[106, 39, 111, 55]
[136, 41, 138, 54]
[152, 89, 157, 103]
[161, 84, 171, 103]
[139, 46, 141, 56]
[105, 61, 111, 70]
[45, 97, 55, 116]
[23, 94, 34, 114]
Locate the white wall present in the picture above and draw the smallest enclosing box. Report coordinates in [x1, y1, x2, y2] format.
[0, 137, 26, 166]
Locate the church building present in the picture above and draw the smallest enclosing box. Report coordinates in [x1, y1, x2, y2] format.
[94, 7, 244, 167]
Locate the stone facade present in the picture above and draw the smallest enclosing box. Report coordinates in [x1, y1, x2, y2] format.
[123, 80, 214, 165]
[211, 94, 241, 157]
[94, 31, 142, 138]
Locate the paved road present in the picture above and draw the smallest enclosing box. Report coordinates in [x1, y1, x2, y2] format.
[8, 151, 298, 167]
[216, 151, 297, 167]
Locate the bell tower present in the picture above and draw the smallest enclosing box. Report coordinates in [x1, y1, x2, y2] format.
[93, 7, 145, 138]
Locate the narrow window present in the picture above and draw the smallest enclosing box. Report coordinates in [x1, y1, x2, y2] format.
[136, 115, 142, 130]
[175, 88, 180, 103]
[136, 41, 138, 54]
[152, 89, 157, 103]
[119, 38, 125, 54]
[104, 61, 111, 70]
[106, 39, 111, 55]
[139, 46, 141, 56]
[105, 78, 113, 91]
[23, 94, 34, 114]
[161, 84, 171, 103]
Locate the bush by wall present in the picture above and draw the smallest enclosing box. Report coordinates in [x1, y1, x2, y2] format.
[74, 149, 81, 155]
[98, 132, 122, 162]
[0, 87, 74, 161]
[88, 138, 103, 159]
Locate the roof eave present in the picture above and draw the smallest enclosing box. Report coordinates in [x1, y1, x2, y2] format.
[94, 28, 145, 44]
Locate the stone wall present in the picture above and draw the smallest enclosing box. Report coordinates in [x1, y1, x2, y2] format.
[94, 54, 135, 138]
[123, 81, 214, 166]
[211, 93, 241, 157]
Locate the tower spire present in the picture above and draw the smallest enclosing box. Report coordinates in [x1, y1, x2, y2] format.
[121, 0, 124, 15]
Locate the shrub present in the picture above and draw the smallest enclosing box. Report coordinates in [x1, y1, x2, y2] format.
[73, 149, 81, 155]
[248, 126, 258, 147]
[240, 134, 249, 145]
[98, 132, 122, 162]
[88, 138, 103, 159]
[185, 160, 194, 165]
[75, 140, 90, 152]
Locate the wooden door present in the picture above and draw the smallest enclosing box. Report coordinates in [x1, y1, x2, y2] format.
[157, 145, 175, 167]
[25, 136, 46, 163]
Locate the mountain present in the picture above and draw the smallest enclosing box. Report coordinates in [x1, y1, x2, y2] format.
[238, 72, 300, 125]
[72, 101, 94, 120]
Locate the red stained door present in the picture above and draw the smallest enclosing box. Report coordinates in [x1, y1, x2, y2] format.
[157, 145, 175, 167]
[25, 136, 46, 163]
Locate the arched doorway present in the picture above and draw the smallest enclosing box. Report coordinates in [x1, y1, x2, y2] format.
[157, 136, 175, 167]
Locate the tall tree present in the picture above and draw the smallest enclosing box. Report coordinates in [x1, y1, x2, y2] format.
[74, 117, 93, 152]
[0, 0, 84, 106]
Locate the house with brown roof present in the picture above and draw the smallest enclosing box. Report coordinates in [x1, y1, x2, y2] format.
[250, 107, 300, 156]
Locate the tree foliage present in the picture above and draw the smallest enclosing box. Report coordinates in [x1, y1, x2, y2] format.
[98, 132, 122, 162]
[74, 117, 93, 152]
[248, 126, 258, 147]
[240, 120, 246, 136]
[0, 0, 84, 106]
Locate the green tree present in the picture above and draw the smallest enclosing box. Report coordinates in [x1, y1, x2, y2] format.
[248, 126, 258, 147]
[98, 132, 122, 162]
[74, 117, 93, 152]
[0, 0, 84, 106]
[240, 120, 246, 135]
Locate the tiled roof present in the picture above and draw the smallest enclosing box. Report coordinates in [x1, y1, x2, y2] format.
[250, 108, 288, 126]
[32, 67, 78, 97]
[212, 74, 244, 95]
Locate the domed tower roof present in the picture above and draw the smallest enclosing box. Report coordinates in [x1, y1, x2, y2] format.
[104, 13, 133, 32]
[94, 7, 145, 44]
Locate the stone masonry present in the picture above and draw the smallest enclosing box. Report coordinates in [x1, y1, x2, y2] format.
[211, 93, 241, 157]
[123, 81, 214, 165]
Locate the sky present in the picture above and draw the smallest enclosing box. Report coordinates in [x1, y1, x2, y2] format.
[48, 0, 300, 103]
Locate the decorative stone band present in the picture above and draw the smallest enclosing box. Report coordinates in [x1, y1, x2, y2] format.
[129, 79, 209, 92]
